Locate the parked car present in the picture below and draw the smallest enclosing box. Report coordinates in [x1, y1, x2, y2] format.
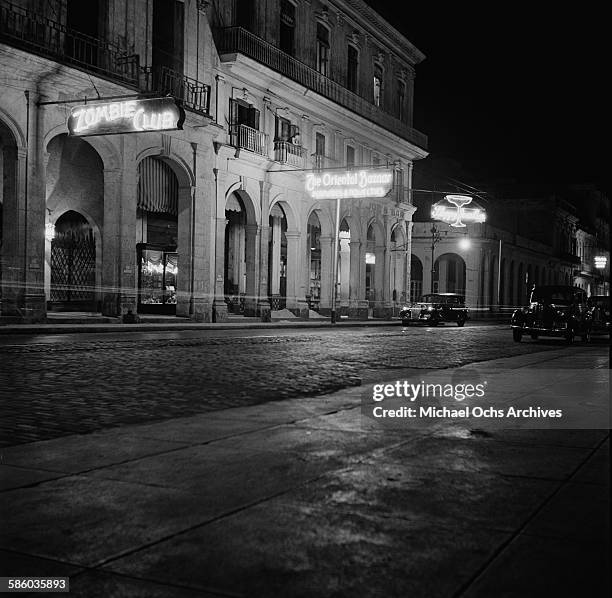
[510, 285, 592, 343]
[587, 295, 610, 339]
[399, 293, 469, 327]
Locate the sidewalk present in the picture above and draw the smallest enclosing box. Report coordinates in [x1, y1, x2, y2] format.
[0, 314, 509, 335]
[0, 348, 608, 597]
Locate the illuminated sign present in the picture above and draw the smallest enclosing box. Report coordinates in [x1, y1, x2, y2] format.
[594, 256, 607, 269]
[431, 195, 486, 227]
[67, 97, 185, 137]
[305, 169, 393, 200]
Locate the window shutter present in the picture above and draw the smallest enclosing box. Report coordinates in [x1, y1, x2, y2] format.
[229, 99, 239, 125]
[249, 107, 260, 130]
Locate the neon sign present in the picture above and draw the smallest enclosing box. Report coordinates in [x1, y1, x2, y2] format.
[431, 195, 486, 227]
[67, 98, 184, 137]
[305, 169, 393, 200]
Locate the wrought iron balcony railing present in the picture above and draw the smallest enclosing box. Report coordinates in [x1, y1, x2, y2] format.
[274, 141, 304, 167]
[214, 26, 428, 150]
[0, 0, 139, 85]
[230, 124, 268, 156]
[311, 153, 339, 171]
[140, 66, 211, 115]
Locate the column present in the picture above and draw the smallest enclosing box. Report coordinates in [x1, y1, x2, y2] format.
[244, 223, 260, 316]
[319, 234, 334, 313]
[285, 230, 308, 317]
[176, 185, 194, 318]
[212, 168, 227, 322]
[101, 168, 122, 317]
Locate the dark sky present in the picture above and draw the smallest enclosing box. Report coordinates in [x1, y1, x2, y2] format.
[365, 4, 608, 192]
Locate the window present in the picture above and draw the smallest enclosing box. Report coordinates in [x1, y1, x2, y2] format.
[280, 0, 296, 56]
[315, 132, 326, 156]
[229, 98, 260, 129]
[373, 65, 383, 106]
[347, 45, 358, 92]
[372, 154, 380, 167]
[275, 116, 300, 143]
[316, 23, 330, 76]
[346, 145, 355, 167]
[397, 80, 406, 121]
[236, 0, 255, 31]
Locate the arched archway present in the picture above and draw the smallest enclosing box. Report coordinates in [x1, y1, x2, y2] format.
[268, 202, 288, 309]
[434, 253, 466, 294]
[45, 135, 104, 312]
[307, 211, 322, 311]
[338, 218, 351, 304]
[136, 156, 180, 314]
[410, 255, 423, 302]
[0, 118, 21, 315]
[223, 189, 258, 315]
[49, 211, 96, 310]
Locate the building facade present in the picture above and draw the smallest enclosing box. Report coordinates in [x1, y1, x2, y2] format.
[0, 0, 428, 323]
[410, 193, 610, 313]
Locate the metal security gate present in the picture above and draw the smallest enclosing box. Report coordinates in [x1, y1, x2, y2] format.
[50, 212, 96, 310]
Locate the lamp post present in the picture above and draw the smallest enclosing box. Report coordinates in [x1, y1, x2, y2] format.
[430, 224, 441, 293]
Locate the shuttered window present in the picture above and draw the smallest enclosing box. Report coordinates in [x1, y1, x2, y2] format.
[137, 157, 178, 216]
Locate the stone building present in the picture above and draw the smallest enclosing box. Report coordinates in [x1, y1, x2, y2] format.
[410, 189, 609, 313]
[0, 0, 428, 323]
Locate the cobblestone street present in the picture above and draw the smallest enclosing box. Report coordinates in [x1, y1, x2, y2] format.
[0, 324, 595, 446]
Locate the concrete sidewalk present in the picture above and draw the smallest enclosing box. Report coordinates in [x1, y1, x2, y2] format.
[0, 349, 609, 597]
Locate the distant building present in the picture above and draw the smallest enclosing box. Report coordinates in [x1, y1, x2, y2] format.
[410, 169, 610, 311]
[0, 0, 428, 323]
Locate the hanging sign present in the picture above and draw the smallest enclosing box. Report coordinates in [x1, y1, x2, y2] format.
[67, 97, 185, 137]
[431, 194, 486, 227]
[305, 169, 393, 200]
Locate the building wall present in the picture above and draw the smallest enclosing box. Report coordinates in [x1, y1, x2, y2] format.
[0, 0, 428, 322]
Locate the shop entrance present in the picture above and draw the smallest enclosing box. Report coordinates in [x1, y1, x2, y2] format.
[49, 211, 96, 311]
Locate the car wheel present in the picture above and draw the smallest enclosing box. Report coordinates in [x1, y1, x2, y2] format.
[456, 318, 465, 327]
[513, 329, 522, 342]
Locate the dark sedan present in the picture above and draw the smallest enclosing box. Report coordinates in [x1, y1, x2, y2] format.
[511, 285, 592, 343]
[399, 293, 469, 327]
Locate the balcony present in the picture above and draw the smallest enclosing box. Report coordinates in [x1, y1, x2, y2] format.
[214, 26, 428, 150]
[141, 66, 211, 115]
[274, 141, 304, 167]
[230, 124, 268, 156]
[0, 0, 139, 86]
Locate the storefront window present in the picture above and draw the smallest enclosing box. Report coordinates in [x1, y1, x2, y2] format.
[138, 246, 178, 313]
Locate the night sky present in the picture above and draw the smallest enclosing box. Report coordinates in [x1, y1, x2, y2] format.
[366, 4, 608, 193]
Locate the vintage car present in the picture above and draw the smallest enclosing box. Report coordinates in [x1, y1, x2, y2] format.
[399, 293, 469, 327]
[510, 285, 592, 343]
[587, 295, 610, 339]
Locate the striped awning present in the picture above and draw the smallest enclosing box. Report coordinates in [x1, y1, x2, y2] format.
[137, 157, 178, 216]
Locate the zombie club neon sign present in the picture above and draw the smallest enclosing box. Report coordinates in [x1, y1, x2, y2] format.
[67, 98, 185, 137]
[431, 195, 486, 227]
[305, 169, 393, 200]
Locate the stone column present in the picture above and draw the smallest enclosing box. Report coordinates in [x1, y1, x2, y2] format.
[258, 223, 270, 318]
[0, 146, 23, 317]
[349, 240, 368, 319]
[101, 168, 122, 317]
[373, 242, 387, 318]
[212, 168, 227, 322]
[319, 234, 334, 313]
[176, 185, 194, 318]
[244, 223, 260, 316]
[285, 229, 307, 317]
[190, 180, 213, 322]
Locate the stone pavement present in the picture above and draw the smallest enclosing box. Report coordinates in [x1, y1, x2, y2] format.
[0, 347, 609, 597]
[0, 325, 586, 446]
